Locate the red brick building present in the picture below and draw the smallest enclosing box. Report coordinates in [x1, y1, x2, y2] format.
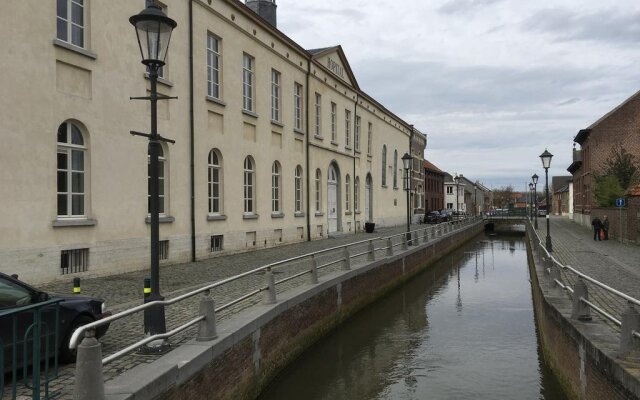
[568, 90, 640, 228]
[423, 160, 445, 212]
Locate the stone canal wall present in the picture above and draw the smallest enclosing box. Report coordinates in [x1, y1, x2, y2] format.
[104, 222, 484, 400]
[526, 232, 640, 400]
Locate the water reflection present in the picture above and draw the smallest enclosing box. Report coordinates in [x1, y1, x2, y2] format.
[258, 234, 566, 400]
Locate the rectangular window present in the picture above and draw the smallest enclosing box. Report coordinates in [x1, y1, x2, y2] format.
[294, 82, 303, 130]
[207, 34, 221, 99]
[447, 186, 453, 194]
[354, 116, 361, 151]
[243, 53, 254, 112]
[210, 235, 223, 252]
[367, 122, 372, 155]
[447, 202, 453, 209]
[159, 240, 169, 260]
[61, 248, 89, 274]
[57, 0, 84, 48]
[314, 93, 321, 136]
[271, 69, 281, 121]
[331, 102, 337, 142]
[345, 110, 351, 148]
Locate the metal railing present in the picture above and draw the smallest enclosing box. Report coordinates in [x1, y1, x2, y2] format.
[69, 217, 481, 398]
[1, 299, 63, 400]
[527, 220, 640, 355]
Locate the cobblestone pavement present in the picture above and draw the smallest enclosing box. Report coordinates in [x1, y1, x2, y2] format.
[8, 222, 461, 399]
[533, 216, 640, 332]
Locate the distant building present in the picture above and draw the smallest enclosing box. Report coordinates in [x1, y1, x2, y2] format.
[444, 173, 465, 212]
[551, 176, 572, 216]
[423, 160, 445, 212]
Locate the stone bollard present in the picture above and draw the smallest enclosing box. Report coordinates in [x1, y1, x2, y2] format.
[571, 279, 592, 321]
[73, 277, 81, 294]
[342, 246, 351, 270]
[367, 240, 375, 261]
[386, 238, 393, 256]
[309, 254, 319, 284]
[620, 302, 640, 357]
[550, 263, 561, 287]
[197, 289, 217, 341]
[263, 267, 276, 304]
[402, 234, 408, 250]
[423, 229, 428, 244]
[74, 330, 105, 400]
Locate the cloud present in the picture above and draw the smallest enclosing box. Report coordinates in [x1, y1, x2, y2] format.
[438, 0, 502, 15]
[523, 8, 640, 45]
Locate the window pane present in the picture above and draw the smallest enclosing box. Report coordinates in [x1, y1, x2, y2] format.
[57, 19, 68, 41]
[158, 162, 164, 178]
[158, 179, 165, 196]
[72, 150, 84, 170]
[72, 2, 83, 25]
[58, 194, 68, 216]
[72, 172, 84, 192]
[57, 0, 67, 18]
[58, 123, 67, 143]
[57, 171, 68, 192]
[71, 25, 83, 47]
[0, 279, 32, 307]
[72, 194, 84, 215]
[159, 197, 165, 214]
[71, 124, 83, 145]
[58, 152, 67, 169]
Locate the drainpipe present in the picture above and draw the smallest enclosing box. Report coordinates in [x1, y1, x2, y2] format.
[188, 0, 196, 261]
[353, 96, 358, 231]
[305, 59, 311, 241]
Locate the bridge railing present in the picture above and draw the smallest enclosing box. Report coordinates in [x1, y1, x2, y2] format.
[527, 220, 640, 356]
[68, 217, 481, 399]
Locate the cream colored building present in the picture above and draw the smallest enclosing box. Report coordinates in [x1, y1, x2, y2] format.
[0, 0, 426, 283]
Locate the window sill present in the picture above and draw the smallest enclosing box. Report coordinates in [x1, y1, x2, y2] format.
[331, 141, 339, 146]
[53, 39, 97, 60]
[207, 214, 227, 221]
[355, 211, 361, 215]
[243, 213, 259, 220]
[206, 96, 226, 106]
[145, 216, 175, 224]
[294, 128, 305, 135]
[294, 212, 305, 218]
[271, 120, 284, 128]
[271, 213, 285, 218]
[367, 153, 372, 158]
[345, 146, 352, 151]
[313, 135, 324, 141]
[53, 218, 97, 227]
[144, 73, 174, 88]
[242, 109, 258, 119]
[354, 149, 361, 154]
[345, 211, 352, 216]
[315, 212, 325, 217]
[382, 185, 388, 189]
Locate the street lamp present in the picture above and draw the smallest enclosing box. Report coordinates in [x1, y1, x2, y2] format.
[532, 173, 539, 229]
[402, 152, 412, 245]
[540, 149, 553, 251]
[528, 182, 534, 221]
[130, 3, 177, 348]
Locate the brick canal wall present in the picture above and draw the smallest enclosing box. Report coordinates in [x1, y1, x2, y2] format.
[104, 222, 484, 400]
[526, 232, 640, 400]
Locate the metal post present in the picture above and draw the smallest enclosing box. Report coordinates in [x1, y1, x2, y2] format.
[544, 167, 553, 252]
[571, 279, 591, 321]
[73, 277, 81, 294]
[367, 240, 375, 261]
[342, 246, 351, 270]
[386, 238, 393, 256]
[534, 182, 539, 229]
[402, 234, 408, 250]
[309, 254, 319, 284]
[550, 262, 561, 287]
[73, 330, 105, 400]
[620, 302, 640, 356]
[263, 267, 276, 304]
[196, 289, 217, 341]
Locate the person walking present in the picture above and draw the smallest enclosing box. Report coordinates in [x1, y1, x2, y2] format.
[603, 215, 610, 240]
[592, 216, 602, 241]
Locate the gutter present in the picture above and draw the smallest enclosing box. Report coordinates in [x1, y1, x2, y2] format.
[189, 0, 196, 261]
[305, 59, 311, 241]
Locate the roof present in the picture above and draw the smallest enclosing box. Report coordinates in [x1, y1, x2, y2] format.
[626, 184, 640, 197]
[575, 88, 640, 145]
[554, 185, 569, 194]
[307, 47, 334, 55]
[423, 159, 444, 174]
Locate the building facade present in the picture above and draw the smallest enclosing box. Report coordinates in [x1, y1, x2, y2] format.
[0, 0, 425, 283]
[443, 173, 465, 213]
[423, 160, 445, 213]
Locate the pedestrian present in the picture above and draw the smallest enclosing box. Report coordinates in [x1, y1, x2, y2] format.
[591, 216, 602, 241]
[603, 215, 610, 240]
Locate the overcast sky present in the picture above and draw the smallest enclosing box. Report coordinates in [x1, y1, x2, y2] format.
[278, 0, 640, 190]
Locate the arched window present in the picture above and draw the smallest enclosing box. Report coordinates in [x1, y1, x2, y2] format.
[57, 121, 87, 217]
[244, 157, 255, 214]
[315, 169, 322, 212]
[345, 175, 351, 212]
[393, 150, 398, 188]
[208, 149, 222, 214]
[295, 166, 303, 213]
[271, 161, 281, 213]
[148, 144, 167, 215]
[381, 145, 387, 187]
[354, 176, 360, 212]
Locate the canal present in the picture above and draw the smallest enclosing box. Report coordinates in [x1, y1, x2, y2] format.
[258, 232, 567, 400]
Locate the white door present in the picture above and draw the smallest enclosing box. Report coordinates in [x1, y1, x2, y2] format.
[328, 166, 338, 232]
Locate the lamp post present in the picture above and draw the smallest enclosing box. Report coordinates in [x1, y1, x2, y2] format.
[532, 173, 539, 229]
[402, 152, 412, 245]
[454, 174, 460, 215]
[474, 184, 478, 216]
[540, 150, 553, 252]
[529, 182, 534, 221]
[129, 4, 177, 347]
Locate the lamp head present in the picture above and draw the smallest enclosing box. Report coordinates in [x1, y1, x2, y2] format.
[130, 4, 177, 67]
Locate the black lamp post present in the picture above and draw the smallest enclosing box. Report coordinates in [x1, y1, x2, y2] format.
[402, 152, 412, 245]
[528, 182, 534, 221]
[454, 174, 460, 215]
[540, 150, 553, 251]
[532, 173, 539, 229]
[130, 4, 177, 347]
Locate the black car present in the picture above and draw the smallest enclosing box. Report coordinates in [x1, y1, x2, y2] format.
[424, 211, 443, 224]
[0, 272, 110, 366]
[439, 209, 453, 222]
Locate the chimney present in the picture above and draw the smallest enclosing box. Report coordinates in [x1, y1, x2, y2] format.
[246, 0, 277, 28]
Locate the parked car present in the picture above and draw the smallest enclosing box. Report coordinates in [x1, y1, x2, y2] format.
[0, 272, 111, 366]
[537, 209, 547, 217]
[424, 211, 443, 224]
[439, 209, 453, 222]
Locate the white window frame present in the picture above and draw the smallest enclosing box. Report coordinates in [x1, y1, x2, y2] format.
[57, 0, 85, 48]
[208, 149, 222, 215]
[207, 33, 221, 99]
[295, 166, 303, 213]
[367, 122, 372, 156]
[382, 145, 387, 187]
[244, 157, 255, 214]
[271, 69, 280, 121]
[57, 121, 87, 218]
[314, 93, 321, 136]
[345, 109, 351, 148]
[243, 53, 254, 112]
[271, 161, 281, 213]
[345, 175, 351, 212]
[294, 82, 303, 130]
[354, 115, 361, 151]
[354, 177, 360, 212]
[331, 102, 337, 142]
[315, 169, 322, 212]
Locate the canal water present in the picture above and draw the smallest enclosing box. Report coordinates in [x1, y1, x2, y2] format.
[258, 232, 567, 400]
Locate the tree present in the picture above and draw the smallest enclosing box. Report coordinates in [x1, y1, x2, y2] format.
[603, 145, 638, 190]
[594, 175, 624, 207]
[492, 185, 514, 209]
